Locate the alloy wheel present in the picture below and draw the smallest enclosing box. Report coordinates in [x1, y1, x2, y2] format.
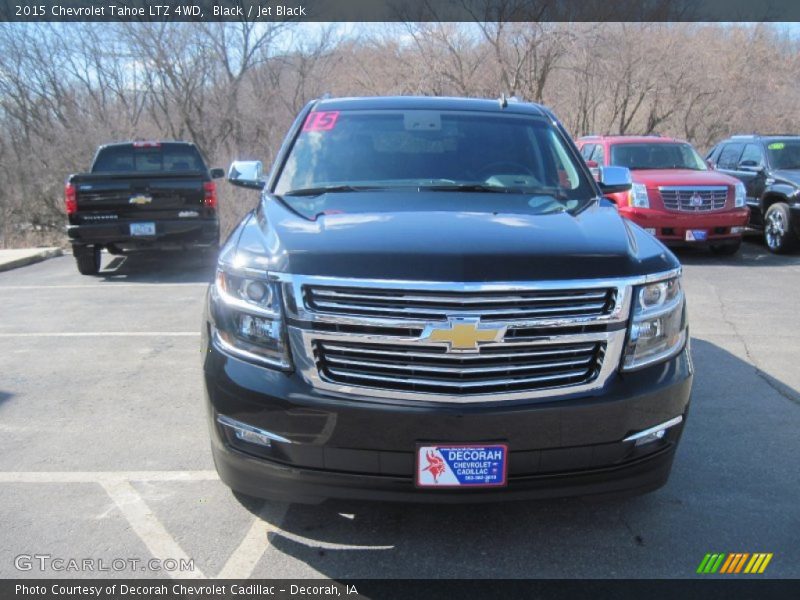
[765, 210, 786, 250]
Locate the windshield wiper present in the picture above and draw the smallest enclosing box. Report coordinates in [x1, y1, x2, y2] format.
[425, 183, 575, 200]
[419, 183, 526, 194]
[283, 185, 381, 196]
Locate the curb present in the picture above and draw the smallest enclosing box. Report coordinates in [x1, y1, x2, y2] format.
[0, 248, 64, 273]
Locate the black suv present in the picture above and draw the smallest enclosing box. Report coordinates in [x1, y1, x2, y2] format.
[203, 96, 692, 504]
[707, 135, 800, 253]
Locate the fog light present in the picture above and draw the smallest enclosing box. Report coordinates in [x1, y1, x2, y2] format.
[731, 226, 745, 234]
[623, 416, 683, 446]
[217, 415, 291, 447]
[634, 429, 666, 446]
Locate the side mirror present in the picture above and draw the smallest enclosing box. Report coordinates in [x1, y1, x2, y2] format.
[597, 166, 632, 195]
[210, 168, 225, 179]
[228, 160, 265, 190]
[738, 160, 764, 173]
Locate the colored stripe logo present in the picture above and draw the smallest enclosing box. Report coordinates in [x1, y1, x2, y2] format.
[697, 553, 773, 574]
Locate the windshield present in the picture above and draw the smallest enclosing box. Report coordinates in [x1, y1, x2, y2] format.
[766, 140, 800, 170]
[274, 109, 596, 214]
[609, 142, 707, 171]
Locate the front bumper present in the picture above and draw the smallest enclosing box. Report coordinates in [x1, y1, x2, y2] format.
[619, 207, 749, 246]
[67, 219, 219, 250]
[204, 336, 693, 504]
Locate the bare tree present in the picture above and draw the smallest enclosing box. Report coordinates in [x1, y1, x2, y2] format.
[1, 21, 799, 248]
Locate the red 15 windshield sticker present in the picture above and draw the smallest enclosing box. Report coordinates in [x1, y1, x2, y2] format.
[303, 111, 340, 132]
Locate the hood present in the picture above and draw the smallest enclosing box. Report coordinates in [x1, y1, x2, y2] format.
[772, 169, 800, 187]
[631, 169, 738, 188]
[226, 192, 678, 282]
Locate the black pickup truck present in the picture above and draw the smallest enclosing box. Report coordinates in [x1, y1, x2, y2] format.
[203, 96, 693, 504]
[65, 141, 224, 274]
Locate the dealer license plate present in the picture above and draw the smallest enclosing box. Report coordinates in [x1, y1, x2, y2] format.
[685, 229, 708, 242]
[416, 444, 507, 488]
[130, 222, 156, 236]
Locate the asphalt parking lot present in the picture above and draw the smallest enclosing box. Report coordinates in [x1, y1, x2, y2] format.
[0, 241, 798, 580]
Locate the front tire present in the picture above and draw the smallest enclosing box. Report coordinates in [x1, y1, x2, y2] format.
[74, 245, 101, 275]
[764, 203, 798, 254]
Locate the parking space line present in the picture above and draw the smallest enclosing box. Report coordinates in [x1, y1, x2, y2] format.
[0, 472, 393, 576]
[217, 515, 278, 579]
[0, 471, 218, 483]
[0, 284, 208, 290]
[101, 479, 207, 579]
[0, 332, 200, 338]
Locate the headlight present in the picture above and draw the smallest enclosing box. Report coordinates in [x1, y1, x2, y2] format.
[629, 183, 649, 208]
[622, 276, 687, 371]
[734, 182, 746, 208]
[209, 267, 291, 369]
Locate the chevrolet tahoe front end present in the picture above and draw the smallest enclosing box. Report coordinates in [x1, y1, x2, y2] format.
[202, 97, 693, 504]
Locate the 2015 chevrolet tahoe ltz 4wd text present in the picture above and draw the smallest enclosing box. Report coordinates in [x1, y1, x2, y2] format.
[202, 96, 693, 504]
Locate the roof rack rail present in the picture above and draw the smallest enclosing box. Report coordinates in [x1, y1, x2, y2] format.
[582, 134, 664, 138]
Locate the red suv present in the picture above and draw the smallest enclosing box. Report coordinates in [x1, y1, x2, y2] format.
[577, 135, 749, 254]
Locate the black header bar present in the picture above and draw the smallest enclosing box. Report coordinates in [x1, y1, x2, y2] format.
[4, 579, 800, 600]
[2, 0, 800, 22]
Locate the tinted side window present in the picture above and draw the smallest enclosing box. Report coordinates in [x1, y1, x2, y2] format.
[739, 143, 764, 166]
[716, 143, 745, 170]
[580, 144, 595, 159]
[590, 145, 605, 164]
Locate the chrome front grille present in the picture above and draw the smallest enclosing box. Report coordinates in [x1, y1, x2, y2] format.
[658, 186, 728, 212]
[279, 273, 651, 404]
[304, 285, 616, 321]
[314, 340, 605, 395]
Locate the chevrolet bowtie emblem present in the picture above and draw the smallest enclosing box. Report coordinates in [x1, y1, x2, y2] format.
[420, 318, 507, 353]
[129, 194, 152, 205]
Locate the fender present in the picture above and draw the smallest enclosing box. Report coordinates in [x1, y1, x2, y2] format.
[760, 181, 799, 213]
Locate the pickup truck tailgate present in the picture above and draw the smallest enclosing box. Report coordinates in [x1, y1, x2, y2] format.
[74, 174, 205, 218]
